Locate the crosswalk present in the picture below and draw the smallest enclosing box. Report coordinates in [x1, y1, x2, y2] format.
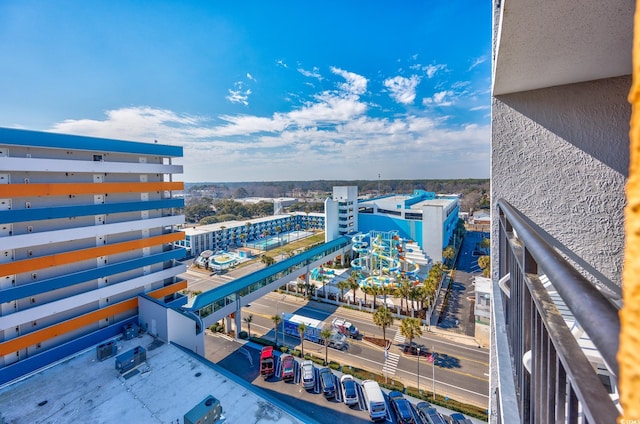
[382, 331, 405, 377]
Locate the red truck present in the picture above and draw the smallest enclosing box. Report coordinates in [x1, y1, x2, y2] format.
[260, 346, 275, 379]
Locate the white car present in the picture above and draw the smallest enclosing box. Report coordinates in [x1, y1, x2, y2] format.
[301, 360, 315, 390]
[340, 375, 359, 406]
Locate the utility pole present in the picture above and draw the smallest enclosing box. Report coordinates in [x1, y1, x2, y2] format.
[378, 173, 381, 196]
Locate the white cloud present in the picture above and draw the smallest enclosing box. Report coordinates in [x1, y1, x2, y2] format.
[276, 59, 288, 68]
[384, 75, 420, 105]
[425, 64, 446, 78]
[423, 90, 454, 107]
[298, 67, 323, 80]
[469, 56, 487, 70]
[46, 64, 489, 182]
[246, 73, 256, 81]
[226, 88, 252, 106]
[470, 105, 490, 111]
[330, 67, 367, 96]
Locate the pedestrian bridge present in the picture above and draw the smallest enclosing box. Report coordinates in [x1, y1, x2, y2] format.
[182, 236, 353, 330]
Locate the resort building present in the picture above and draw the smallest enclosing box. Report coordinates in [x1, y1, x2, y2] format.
[178, 212, 325, 258]
[490, 0, 636, 422]
[0, 128, 186, 385]
[329, 187, 459, 264]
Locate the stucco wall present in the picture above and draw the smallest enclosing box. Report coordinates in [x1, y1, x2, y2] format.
[491, 75, 631, 293]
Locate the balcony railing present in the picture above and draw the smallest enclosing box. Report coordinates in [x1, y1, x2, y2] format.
[494, 199, 620, 423]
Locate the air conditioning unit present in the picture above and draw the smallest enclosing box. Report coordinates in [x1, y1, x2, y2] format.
[122, 323, 138, 340]
[184, 395, 223, 424]
[115, 346, 146, 374]
[96, 341, 117, 361]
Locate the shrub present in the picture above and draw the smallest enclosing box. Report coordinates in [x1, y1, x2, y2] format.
[249, 336, 277, 348]
[238, 331, 248, 339]
[290, 349, 301, 357]
[209, 323, 224, 333]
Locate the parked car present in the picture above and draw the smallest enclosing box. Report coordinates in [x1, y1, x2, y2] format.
[281, 354, 295, 382]
[340, 375, 359, 406]
[301, 360, 315, 390]
[318, 367, 336, 398]
[449, 413, 473, 423]
[416, 401, 446, 424]
[388, 390, 417, 424]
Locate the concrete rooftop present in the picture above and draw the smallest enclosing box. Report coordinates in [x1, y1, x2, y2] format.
[0, 333, 305, 424]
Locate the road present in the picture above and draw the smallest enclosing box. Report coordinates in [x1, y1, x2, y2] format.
[180, 232, 490, 410]
[239, 292, 489, 409]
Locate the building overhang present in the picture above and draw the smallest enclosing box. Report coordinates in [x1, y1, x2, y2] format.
[492, 0, 634, 96]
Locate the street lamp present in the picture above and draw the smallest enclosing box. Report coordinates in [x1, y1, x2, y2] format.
[417, 347, 420, 393]
[432, 346, 436, 400]
[281, 312, 285, 347]
[275, 294, 286, 345]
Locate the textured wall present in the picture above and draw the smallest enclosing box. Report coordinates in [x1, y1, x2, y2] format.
[491, 75, 631, 293]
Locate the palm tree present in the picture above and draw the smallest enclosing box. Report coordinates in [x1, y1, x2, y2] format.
[272, 314, 282, 345]
[409, 286, 420, 316]
[337, 279, 350, 302]
[243, 314, 253, 337]
[275, 225, 282, 247]
[478, 255, 491, 277]
[320, 328, 333, 365]
[316, 267, 328, 298]
[395, 278, 412, 312]
[442, 246, 455, 267]
[297, 323, 307, 356]
[347, 272, 360, 303]
[373, 305, 394, 343]
[370, 285, 383, 309]
[262, 229, 270, 251]
[399, 317, 423, 353]
[239, 233, 247, 247]
[361, 285, 372, 307]
[261, 254, 275, 266]
[295, 223, 301, 238]
[285, 221, 291, 243]
[425, 275, 438, 305]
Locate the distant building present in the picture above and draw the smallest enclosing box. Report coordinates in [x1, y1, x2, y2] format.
[474, 276, 491, 348]
[357, 190, 460, 264]
[236, 196, 298, 214]
[179, 212, 325, 258]
[324, 186, 358, 240]
[0, 128, 186, 385]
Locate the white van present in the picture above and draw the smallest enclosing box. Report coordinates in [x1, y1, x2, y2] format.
[361, 379, 387, 421]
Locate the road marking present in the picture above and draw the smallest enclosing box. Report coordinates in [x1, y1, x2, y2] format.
[393, 331, 406, 345]
[382, 352, 400, 376]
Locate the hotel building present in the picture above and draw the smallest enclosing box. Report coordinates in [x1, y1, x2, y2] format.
[326, 186, 459, 264]
[0, 128, 186, 385]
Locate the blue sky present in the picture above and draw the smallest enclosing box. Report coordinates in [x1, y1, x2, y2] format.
[0, 1, 491, 182]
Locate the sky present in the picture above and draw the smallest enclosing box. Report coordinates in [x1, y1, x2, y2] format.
[0, 1, 492, 183]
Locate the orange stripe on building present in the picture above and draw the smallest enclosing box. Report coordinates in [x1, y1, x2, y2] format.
[0, 298, 137, 355]
[0, 232, 184, 276]
[0, 181, 184, 198]
[0, 280, 187, 355]
[148, 280, 187, 299]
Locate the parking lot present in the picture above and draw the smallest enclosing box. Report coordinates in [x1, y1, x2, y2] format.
[214, 339, 476, 424]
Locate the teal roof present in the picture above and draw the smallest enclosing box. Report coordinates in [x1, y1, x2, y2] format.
[188, 236, 352, 310]
[0, 127, 183, 157]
